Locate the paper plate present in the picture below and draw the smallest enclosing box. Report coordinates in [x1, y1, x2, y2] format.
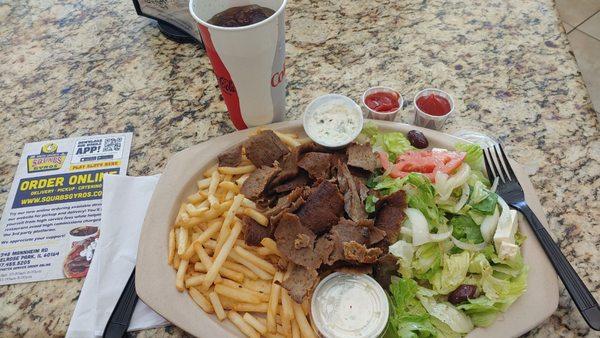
[136, 120, 559, 337]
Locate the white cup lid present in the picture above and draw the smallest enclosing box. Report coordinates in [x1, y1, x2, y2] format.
[311, 273, 389, 338]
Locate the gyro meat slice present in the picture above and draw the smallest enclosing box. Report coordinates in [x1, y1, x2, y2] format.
[240, 165, 280, 201]
[295, 180, 344, 235]
[244, 130, 289, 167]
[274, 213, 321, 269]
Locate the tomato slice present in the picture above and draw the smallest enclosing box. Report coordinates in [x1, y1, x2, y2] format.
[378, 150, 465, 182]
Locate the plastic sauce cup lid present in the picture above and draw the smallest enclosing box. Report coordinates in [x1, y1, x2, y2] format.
[311, 273, 389, 338]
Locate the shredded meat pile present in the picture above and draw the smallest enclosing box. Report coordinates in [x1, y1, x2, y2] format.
[220, 132, 406, 303]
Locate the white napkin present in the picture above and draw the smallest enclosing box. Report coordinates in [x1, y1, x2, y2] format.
[66, 174, 169, 338]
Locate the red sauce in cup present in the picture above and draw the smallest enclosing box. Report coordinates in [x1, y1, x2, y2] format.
[416, 93, 451, 116]
[364, 91, 400, 112]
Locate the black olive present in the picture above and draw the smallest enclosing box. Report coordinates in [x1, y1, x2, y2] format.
[448, 284, 478, 304]
[407, 130, 429, 149]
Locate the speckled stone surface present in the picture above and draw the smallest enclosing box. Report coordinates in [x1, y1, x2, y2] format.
[0, 0, 598, 336]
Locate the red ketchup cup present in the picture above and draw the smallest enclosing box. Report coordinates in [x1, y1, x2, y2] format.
[361, 86, 403, 121]
[413, 88, 454, 130]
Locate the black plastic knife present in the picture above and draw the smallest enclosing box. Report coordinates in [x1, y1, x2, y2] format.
[103, 268, 139, 338]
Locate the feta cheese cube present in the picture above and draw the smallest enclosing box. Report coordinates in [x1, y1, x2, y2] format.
[498, 242, 519, 260]
[493, 209, 519, 254]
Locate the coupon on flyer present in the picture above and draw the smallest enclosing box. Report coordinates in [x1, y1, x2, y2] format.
[0, 133, 132, 285]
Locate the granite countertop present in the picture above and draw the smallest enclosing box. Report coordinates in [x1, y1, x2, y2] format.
[0, 0, 598, 336]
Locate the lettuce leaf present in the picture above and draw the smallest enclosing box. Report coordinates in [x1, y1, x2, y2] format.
[388, 278, 438, 337]
[458, 265, 528, 327]
[431, 251, 471, 294]
[455, 142, 484, 172]
[361, 121, 414, 162]
[450, 215, 484, 244]
[369, 175, 408, 195]
[469, 181, 498, 215]
[412, 242, 444, 280]
[418, 296, 474, 333]
[404, 173, 446, 228]
[365, 195, 379, 213]
[389, 240, 414, 278]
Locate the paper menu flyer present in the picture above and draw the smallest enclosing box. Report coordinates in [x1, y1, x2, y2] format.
[0, 133, 132, 285]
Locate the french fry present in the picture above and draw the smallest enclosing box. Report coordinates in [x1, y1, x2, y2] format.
[214, 282, 269, 303]
[228, 250, 273, 280]
[225, 190, 235, 201]
[223, 260, 259, 280]
[219, 181, 240, 193]
[202, 222, 242, 289]
[173, 253, 181, 268]
[228, 311, 260, 338]
[185, 274, 205, 288]
[177, 227, 188, 256]
[176, 259, 189, 292]
[218, 165, 256, 175]
[274, 131, 301, 147]
[301, 298, 310, 315]
[204, 164, 218, 178]
[267, 271, 283, 333]
[191, 201, 232, 221]
[214, 222, 231, 257]
[207, 170, 220, 207]
[185, 203, 198, 215]
[175, 204, 186, 225]
[208, 292, 226, 321]
[195, 244, 222, 284]
[187, 191, 205, 204]
[168, 228, 176, 264]
[223, 194, 244, 230]
[215, 284, 263, 304]
[216, 278, 243, 288]
[276, 324, 286, 334]
[217, 295, 236, 310]
[291, 320, 300, 338]
[194, 262, 207, 273]
[260, 238, 282, 257]
[281, 289, 294, 336]
[240, 207, 269, 226]
[204, 239, 217, 249]
[265, 334, 286, 338]
[243, 313, 267, 335]
[233, 302, 269, 313]
[219, 267, 245, 283]
[296, 137, 312, 145]
[241, 197, 257, 209]
[293, 302, 316, 338]
[189, 287, 214, 313]
[253, 247, 274, 257]
[197, 177, 211, 190]
[236, 174, 250, 186]
[243, 279, 272, 294]
[189, 220, 222, 250]
[234, 246, 278, 275]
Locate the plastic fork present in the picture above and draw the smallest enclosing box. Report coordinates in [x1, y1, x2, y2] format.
[483, 143, 600, 330]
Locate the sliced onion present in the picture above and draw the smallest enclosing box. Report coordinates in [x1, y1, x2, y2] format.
[405, 208, 430, 246]
[480, 206, 499, 243]
[451, 236, 487, 251]
[436, 164, 471, 201]
[429, 226, 453, 242]
[453, 183, 470, 213]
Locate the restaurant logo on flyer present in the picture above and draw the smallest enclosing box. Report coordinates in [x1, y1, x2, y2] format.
[26, 143, 67, 173]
